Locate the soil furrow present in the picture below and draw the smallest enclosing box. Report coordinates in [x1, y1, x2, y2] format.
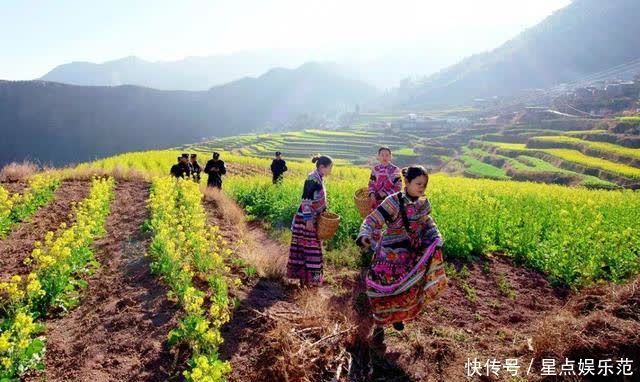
[202, 191, 300, 382]
[31, 181, 180, 382]
[0, 180, 89, 279]
[0, 181, 28, 195]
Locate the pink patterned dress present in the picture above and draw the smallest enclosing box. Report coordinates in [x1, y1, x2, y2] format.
[287, 170, 327, 285]
[367, 163, 402, 242]
[357, 192, 445, 326]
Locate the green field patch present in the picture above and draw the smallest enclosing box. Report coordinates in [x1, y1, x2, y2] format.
[617, 115, 640, 122]
[562, 130, 608, 136]
[530, 136, 640, 162]
[394, 147, 418, 157]
[460, 155, 510, 180]
[487, 141, 640, 180]
[469, 142, 617, 189]
[543, 149, 640, 180]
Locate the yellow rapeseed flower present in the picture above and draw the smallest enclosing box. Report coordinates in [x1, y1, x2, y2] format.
[1, 356, 13, 369]
[0, 332, 11, 352]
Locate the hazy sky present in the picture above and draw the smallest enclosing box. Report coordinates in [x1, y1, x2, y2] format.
[1, 0, 571, 80]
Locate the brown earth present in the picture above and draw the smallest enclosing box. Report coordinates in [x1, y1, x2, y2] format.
[0, 180, 90, 279]
[345, 255, 571, 382]
[0, 181, 28, 194]
[533, 277, 640, 381]
[25, 181, 181, 382]
[226, 163, 271, 178]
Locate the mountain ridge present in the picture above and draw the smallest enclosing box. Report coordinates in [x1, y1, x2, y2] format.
[1, 62, 375, 166]
[395, 0, 640, 107]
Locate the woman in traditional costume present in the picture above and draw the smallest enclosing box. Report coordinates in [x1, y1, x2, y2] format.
[357, 166, 446, 345]
[367, 146, 402, 243]
[287, 155, 333, 286]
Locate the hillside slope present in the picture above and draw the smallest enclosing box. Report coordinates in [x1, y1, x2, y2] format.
[0, 63, 375, 166]
[398, 0, 640, 106]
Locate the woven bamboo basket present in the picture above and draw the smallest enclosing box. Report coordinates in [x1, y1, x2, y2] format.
[317, 211, 341, 240]
[354, 187, 372, 218]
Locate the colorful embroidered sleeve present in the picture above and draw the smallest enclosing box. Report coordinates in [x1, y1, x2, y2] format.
[367, 169, 377, 197]
[300, 178, 319, 222]
[392, 165, 402, 193]
[419, 200, 443, 247]
[358, 194, 397, 241]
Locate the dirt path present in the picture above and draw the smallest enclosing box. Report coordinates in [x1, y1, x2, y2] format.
[219, 222, 301, 382]
[29, 181, 180, 382]
[0, 180, 89, 279]
[202, 190, 303, 381]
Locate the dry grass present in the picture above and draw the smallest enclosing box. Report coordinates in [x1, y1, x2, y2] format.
[201, 187, 246, 229]
[533, 277, 640, 369]
[0, 161, 38, 182]
[239, 235, 287, 280]
[202, 186, 286, 280]
[61, 166, 148, 181]
[255, 288, 354, 382]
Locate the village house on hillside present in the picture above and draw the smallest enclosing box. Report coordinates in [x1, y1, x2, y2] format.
[389, 114, 470, 130]
[570, 78, 640, 103]
[558, 77, 640, 116]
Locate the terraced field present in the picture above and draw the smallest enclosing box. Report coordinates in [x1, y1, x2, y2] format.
[476, 141, 640, 184]
[448, 115, 640, 188]
[459, 151, 510, 180]
[528, 135, 640, 165]
[183, 128, 421, 166]
[177, 111, 640, 190]
[459, 146, 618, 188]
[179, 111, 477, 169]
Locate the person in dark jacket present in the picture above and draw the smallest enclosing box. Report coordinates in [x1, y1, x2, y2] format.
[170, 156, 181, 178]
[204, 152, 227, 189]
[180, 153, 192, 178]
[190, 153, 202, 183]
[170, 155, 191, 178]
[270, 151, 288, 184]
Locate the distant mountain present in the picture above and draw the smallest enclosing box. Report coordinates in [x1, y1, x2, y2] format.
[40, 52, 307, 91]
[0, 62, 375, 166]
[39, 45, 472, 91]
[396, 0, 640, 107]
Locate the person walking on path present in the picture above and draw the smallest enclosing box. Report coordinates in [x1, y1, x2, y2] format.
[190, 153, 202, 183]
[270, 151, 288, 184]
[287, 155, 334, 287]
[170, 154, 192, 179]
[204, 152, 227, 189]
[357, 165, 446, 347]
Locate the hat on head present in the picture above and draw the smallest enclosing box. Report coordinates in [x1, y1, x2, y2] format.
[275, 151, 282, 156]
[181, 153, 189, 158]
[190, 153, 197, 158]
[213, 152, 220, 159]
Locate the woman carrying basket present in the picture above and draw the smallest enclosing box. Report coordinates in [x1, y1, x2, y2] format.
[367, 147, 402, 243]
[287, 155, 334, 287]
[356, 166, 446, 346]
